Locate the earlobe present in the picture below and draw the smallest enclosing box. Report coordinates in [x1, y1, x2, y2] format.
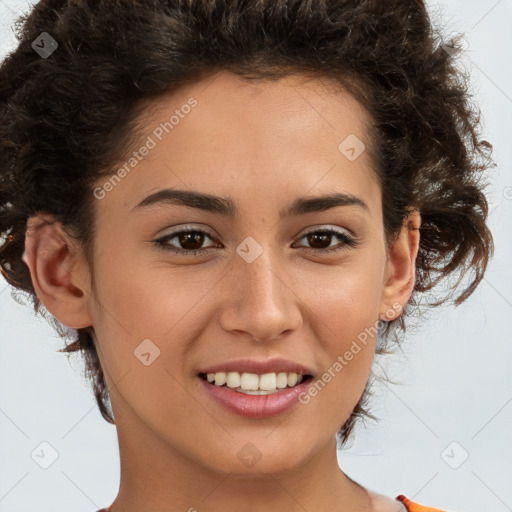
[22, 213, 93, 329]
[379, 208, 421, 322]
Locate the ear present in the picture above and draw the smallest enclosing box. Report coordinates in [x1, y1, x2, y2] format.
[379, 208, 421, 322]
[21, 213, 93, 329]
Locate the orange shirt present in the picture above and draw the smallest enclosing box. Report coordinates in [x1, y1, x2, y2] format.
[396, 494, 448, 511]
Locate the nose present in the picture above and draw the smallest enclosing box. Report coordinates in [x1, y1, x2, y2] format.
[218, 245, 303, 343]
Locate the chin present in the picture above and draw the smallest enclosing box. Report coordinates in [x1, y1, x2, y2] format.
[197, 430, 318, 477]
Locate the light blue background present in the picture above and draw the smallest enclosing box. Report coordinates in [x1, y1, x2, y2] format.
[0, 1, 511, 511]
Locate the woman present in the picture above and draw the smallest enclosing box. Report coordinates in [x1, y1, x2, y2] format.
[0, 0, 494, 511]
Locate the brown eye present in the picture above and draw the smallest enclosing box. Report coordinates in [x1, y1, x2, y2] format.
[176, 231, 207, 251]
[294, 228, 359, 254]
[305, 232, 333, 250]
[154, 228, 219, 255]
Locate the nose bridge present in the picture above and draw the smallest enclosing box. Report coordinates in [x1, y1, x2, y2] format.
[236, 239, 284, 307]
[220, 238, 301, 341]
[240, 241, 280, 298]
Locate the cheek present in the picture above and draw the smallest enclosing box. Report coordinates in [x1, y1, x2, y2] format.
[298, 249, 385, 334]
[89, 261, 209, 424]
[89, 256, 224, 392]
[94, 256, 208, 336]
[296, 256, 384, 409]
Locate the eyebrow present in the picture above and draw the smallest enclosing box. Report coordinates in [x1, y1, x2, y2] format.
[131, 188, 369, 218]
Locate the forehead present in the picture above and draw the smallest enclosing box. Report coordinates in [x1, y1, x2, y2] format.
[99, 70, 380, 216]
[140, 70, 374, 149]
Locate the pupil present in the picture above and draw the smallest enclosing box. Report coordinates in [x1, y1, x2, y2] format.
[180, 232, 204, 250]
[309, 233, 330, 249]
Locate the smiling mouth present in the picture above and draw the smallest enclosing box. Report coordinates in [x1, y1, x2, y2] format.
[198, 371, 313, 395]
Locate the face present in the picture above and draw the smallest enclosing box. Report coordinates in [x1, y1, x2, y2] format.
[67, 71, 405, 475]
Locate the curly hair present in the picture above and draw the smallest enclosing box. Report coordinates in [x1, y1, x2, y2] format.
[0, 0, 494, 446]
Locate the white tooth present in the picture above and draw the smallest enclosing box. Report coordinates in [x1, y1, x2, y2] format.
[240, 372, 259, 390]
[226, 371, 241, 388]
[214, 372, 226, 386]
[287, 373, 298, 387]
[276, 372, 288, 388]
[259, 372, 277, 391]
[211, 371, 304, 390]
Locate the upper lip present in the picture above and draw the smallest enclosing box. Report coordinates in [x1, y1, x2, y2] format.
[198, 357, 314, 376]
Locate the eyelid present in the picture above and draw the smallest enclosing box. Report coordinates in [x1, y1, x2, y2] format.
[156, 223, 216, 239]
[297, 224, 354, 238]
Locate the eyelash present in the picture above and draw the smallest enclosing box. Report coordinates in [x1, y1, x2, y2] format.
[153, 226, 360, 256]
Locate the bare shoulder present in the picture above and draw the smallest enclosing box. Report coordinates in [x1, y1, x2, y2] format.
[366, 489, 408, 512]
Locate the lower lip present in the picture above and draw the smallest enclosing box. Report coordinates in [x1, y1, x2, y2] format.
[199, 377, 312, 418]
